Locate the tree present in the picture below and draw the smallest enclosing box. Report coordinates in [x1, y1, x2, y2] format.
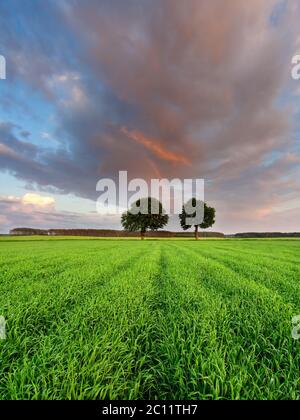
[179, 199, 216, 240]
[121, 197, 169, 240]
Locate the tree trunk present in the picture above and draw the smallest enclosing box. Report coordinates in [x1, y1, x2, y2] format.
[141, 230, 146, 240]
[195, 225, 199, 240]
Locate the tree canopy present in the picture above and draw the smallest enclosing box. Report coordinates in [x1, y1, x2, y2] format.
[121, 197, 169, 239]
[179, 198, 216, 240]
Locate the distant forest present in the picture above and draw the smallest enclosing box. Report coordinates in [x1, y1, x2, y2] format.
[233, 232, 300, 238]
[8, 228, 300, 238]
[9, 228, 224, 238]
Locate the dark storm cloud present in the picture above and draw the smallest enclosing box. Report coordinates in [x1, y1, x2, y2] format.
[0, 122, 37, 157]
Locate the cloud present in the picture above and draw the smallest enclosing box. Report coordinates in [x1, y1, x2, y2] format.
[0, 193, 55, 214]
[0, 143, 19, 159]
[21, 193, 55, 209]
[121, 127, 190, 165]
[0, 193, 120, 233]
[0, 0, 299, 232]
[46, 72, 88, 109]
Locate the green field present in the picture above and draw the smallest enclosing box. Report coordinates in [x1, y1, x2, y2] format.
[0, 237, 300, 400]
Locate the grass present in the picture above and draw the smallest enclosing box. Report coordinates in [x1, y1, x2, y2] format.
[0, 237, 300, 400]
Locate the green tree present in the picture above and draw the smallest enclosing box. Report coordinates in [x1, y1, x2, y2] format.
[121, 197, 169, 240]
[179, 198, 216, 240]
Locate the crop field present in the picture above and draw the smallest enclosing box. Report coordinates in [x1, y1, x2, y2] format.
[0, 237, 300, 400]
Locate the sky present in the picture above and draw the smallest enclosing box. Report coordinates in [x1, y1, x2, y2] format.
[0, 0, 300, 234]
